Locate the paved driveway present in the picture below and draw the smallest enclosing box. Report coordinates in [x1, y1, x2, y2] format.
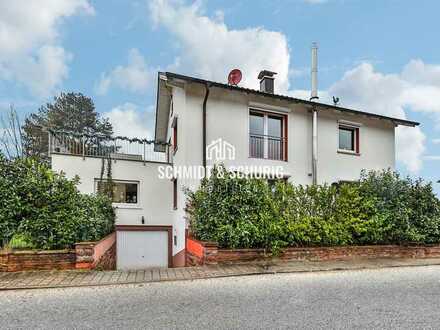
[2, 266, 440, 329]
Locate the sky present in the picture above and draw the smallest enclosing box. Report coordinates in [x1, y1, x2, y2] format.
[0, 0, 439, 192]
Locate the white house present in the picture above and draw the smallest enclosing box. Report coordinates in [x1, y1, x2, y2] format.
[51, 68, 419, 270]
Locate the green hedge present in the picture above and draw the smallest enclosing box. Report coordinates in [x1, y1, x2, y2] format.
[0, 154, 115, 250]
[186, 166, 440, 251]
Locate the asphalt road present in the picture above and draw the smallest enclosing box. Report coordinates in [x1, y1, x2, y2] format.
[1, 266, 440, 329]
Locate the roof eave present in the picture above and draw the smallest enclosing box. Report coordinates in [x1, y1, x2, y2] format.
[164, 72, 420, 128]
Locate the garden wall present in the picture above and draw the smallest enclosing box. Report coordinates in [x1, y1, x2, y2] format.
[0, 232, 116, 272]
[75, 232, 116, 270]
[186, 237, 440, 266]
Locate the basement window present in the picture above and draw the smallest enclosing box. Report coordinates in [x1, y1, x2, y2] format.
[96, 180, 139, 204]
[338, 124, 359, 154]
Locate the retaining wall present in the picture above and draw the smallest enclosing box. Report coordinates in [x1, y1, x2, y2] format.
[0, 232, 116, 272]
[186, 237, 440, 266]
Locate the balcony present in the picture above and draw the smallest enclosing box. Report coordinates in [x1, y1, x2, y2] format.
[249, 134, 287, 161]
[49, 130, 171, 164]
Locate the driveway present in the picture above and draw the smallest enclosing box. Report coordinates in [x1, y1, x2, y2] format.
[1, 266, 440, 329]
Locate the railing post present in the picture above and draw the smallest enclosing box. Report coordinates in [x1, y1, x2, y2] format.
[143, 141, 146, 166]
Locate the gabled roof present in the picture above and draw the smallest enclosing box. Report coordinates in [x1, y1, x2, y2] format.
[154, 72, 419, 144]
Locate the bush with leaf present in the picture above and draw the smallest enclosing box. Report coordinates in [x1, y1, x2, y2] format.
[186, 165, 440, 251]
[0, 154, 115, 249]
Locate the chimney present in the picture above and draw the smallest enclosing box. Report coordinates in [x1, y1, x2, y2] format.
[258, 70, 277, 94]
[310, 42, 319, 101]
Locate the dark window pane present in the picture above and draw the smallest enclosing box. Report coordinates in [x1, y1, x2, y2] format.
[339, 127, 354, 151]
[250, 113, 264, 158]
[268, 116, 282, 138]
[250, 113, 264, 135]
[97, 181, 138, 204]
[268, 116, 283, 159]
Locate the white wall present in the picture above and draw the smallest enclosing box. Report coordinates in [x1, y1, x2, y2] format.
[166, 85, 396, 256]
[51, 155, 182, 255]
[178, 86, 395, 185]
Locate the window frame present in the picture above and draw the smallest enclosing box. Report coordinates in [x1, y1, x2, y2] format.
[338, 122, 360, 155]
[95, 179, 140, 207]
[249, 109, 288, 161]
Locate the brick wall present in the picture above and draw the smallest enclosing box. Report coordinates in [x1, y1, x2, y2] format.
[95, 243, 116, 270]
[75, 232, 116, 270]
[186, 238, 218, 266]
[0, 232, 116, 272]
[0, 250, 76, 272]
[186, 237, 440, 266]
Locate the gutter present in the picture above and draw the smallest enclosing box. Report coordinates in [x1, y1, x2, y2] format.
[164, 72, 419, 127]
[202, 83, 211, 169]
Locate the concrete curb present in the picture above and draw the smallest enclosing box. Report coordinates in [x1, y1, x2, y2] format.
[2, 259, 440, 291]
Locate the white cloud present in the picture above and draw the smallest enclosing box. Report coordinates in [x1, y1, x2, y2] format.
[328, 62, 429, 173]
[433, 139, 440, 145]
[149, 0, 290, 92]
[96, 49, 153, 95]
[147, 1, 438, 174]
[0, 0, 93, 97]
[103, 103, 153, 139]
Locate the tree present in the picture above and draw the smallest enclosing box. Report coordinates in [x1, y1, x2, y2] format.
[0, 105, 24, 159]
[22, 92, 113, 161]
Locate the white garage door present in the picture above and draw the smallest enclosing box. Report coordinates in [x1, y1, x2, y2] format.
[117, 231, 169, 270]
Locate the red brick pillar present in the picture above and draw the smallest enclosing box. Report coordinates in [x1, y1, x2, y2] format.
[75, 242, 95, 269]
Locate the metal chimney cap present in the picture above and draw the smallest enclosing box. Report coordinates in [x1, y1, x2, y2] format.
[258, 70, 277, 80]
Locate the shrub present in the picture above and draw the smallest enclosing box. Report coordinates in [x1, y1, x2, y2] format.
[0, 155, 115, 249]
[186, 165, 440, 251]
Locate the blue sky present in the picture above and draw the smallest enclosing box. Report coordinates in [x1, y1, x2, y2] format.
[1, 0, 439, 192]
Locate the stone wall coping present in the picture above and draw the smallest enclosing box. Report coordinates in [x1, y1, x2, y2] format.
[0, 249, 74, 256]
[74, 232, 116, 248]
[188, 237, 218, 247]
[205, 243, 440, 252]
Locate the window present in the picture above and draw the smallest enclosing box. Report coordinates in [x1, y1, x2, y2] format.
[96, 180, 138, 204]
[338, 124, 359, 154]
[172, 117, 178, 153]
[249, 110, 287, 161]
[173, 178, 178, 210]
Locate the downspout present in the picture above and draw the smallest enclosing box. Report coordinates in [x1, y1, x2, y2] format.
[202, 83, 211, 170]
[310, 42, 319, 185]
[312, 107, 318, 185]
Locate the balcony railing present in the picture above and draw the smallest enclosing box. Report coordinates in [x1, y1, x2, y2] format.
[49, 130, 171, 163]
[249, 134, 287, 161]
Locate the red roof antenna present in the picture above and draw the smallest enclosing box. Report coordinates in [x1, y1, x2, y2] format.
[228, 69, 242, 86]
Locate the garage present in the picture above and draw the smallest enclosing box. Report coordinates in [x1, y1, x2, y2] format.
[116, 226, 172, 270]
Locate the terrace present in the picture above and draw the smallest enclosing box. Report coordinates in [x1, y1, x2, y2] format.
[48, 130, 172, 164]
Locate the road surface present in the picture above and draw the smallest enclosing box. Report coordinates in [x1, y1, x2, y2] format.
[1, 266, 440, 329]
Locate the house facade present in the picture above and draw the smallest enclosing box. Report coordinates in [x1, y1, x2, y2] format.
[51, 70, 419, 270]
